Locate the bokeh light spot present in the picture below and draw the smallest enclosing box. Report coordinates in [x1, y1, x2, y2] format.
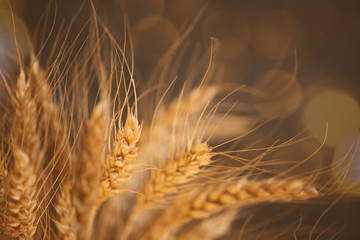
[0, 8, 30, 70]
[115, 0, 165, 22]
[168, 0, 203, 27]
[133, 15, 178, 63]
[0, 8, 30, 103]
[252, 9, 301, 59]
[305, 90, 360, 146]
[201, 9, 251, 60]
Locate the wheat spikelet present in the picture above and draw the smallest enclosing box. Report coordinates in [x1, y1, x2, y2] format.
[72, 100, 109, 240]
[140, 177, 318, 240]
[1, 150, 37, 240]
[186, 178, 318, 219]
[51, 183, 75, 240]
[0, 71, 39, 239]
[29, 58, 71, 184]
[98, 113, 141, 203]
[137, 140, 212, 209]
[119, 140, 212, 240]
[10, 70, 40, 162]
[29, 58, 74, 240]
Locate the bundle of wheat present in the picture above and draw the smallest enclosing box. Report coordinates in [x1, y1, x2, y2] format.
[0, 3, 347, 240]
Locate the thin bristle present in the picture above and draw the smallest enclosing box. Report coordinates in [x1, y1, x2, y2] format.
[29, 59, 71, 184]
[29, 58, 73, 239]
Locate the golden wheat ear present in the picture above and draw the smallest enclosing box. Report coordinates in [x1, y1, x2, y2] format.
[96, 112, 141, 206]
[0, 71, 38, 239]
[72, 100, 109, 240]
[51, 182, 76, 240]
[186, 178, 318, 219]
[139, 177, 318, 240]
[27, 57, 75, 239]
[118, 140, 211, 240]
[136, 140, 212, 210]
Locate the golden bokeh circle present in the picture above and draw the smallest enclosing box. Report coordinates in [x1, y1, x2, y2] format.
[115, 0, 165, 20]
[304, 90, 360, 146]
[0, 8, 30, 68]
[201, 9, 251, 60]
[252, 9, 301, 59]
[133, 15, 178, 62]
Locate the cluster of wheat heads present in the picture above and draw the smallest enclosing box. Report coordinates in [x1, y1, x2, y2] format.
[0, 9, 341, 240]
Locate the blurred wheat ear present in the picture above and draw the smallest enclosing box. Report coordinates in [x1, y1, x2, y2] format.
[0, 5, 343, 240]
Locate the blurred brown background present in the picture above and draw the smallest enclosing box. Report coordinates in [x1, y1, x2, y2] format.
[1, 0, 360, 238]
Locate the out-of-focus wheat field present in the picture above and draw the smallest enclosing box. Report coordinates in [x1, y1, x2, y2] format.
[1, 0, 360, 239]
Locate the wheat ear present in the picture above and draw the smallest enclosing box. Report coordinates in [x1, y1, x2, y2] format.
[1, 150, 37, 240]
[0, 71, 38, 239]
[51, 183, 75, 240]
[29, 58, 74, 239]
[137, 140, 212, 209]
[120, 141, 211, 240]
[187, 178, 318, 218]
[29, 58, 71, 184]
[73, 100, 109, 240]
[143, 177, 318, 240]
[97, 113, 141, 204]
